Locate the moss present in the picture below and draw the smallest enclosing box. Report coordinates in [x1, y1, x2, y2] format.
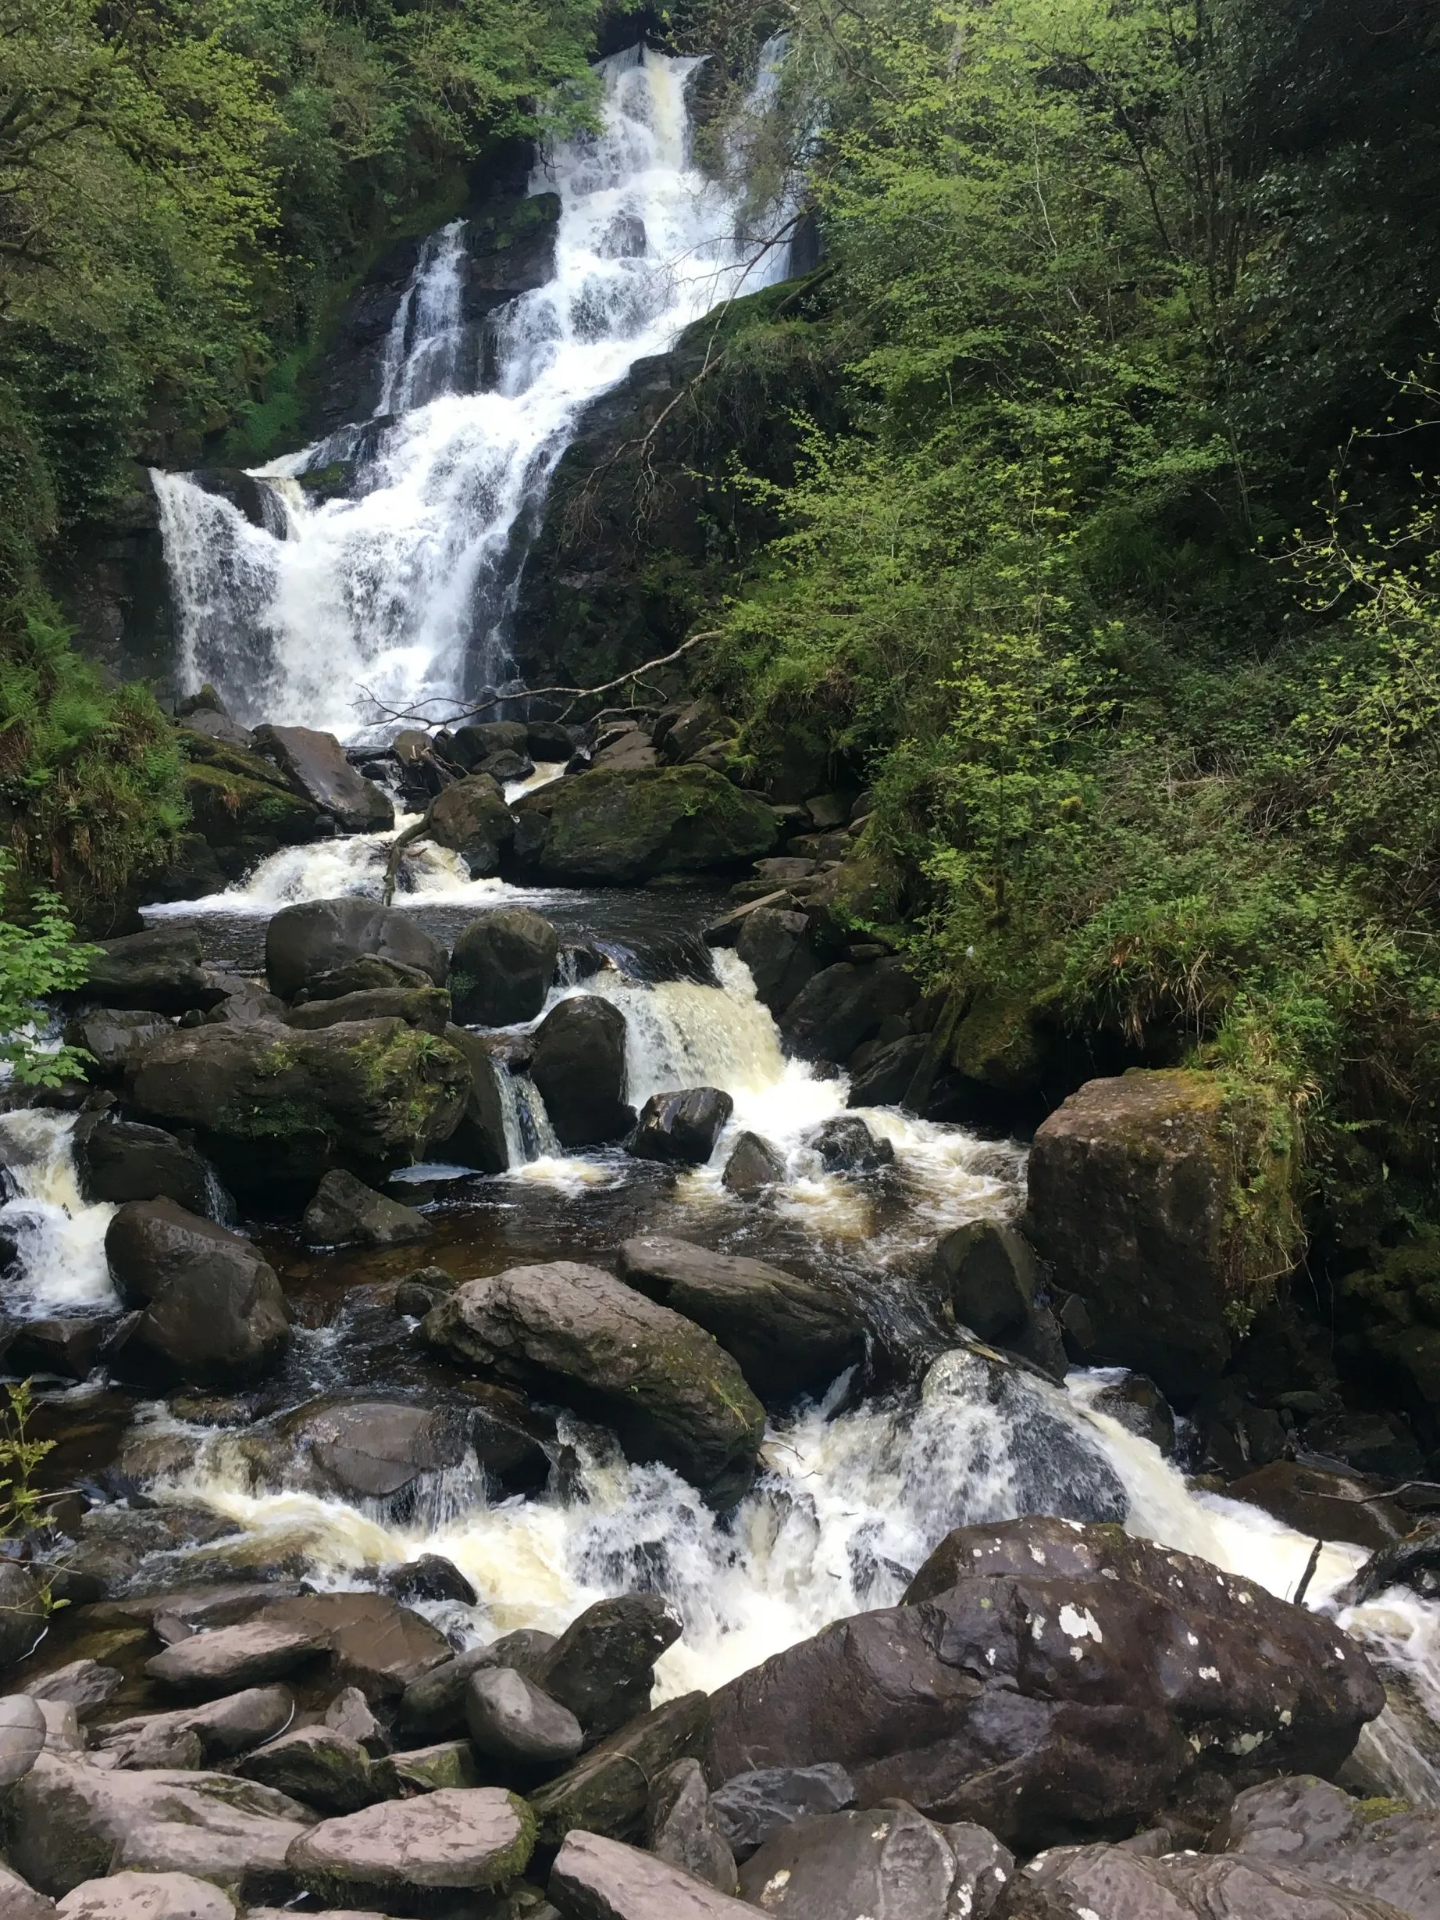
[183, 761, 316, 841]
[1216, 1069, 1305, 1336]
[951, 987, 1045, 1094]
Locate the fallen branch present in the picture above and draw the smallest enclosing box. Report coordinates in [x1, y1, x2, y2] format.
[381, 798, 439, 907]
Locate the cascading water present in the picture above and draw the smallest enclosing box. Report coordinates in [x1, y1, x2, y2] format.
[150, 44, 798, 734]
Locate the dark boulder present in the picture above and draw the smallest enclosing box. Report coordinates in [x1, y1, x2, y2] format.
[530, 1594, 681, 1741]
[397, 1631, 558, 1744]
[616, 1234, 864, 1404]
[250, 1397, 472, 1508]
[527, 721, 576, 761]
[285, 986, 450, 1034]
[179, 731, 328, 865]
[301, 1169, 429, 1249]
[781, 960, 917, 1066]
[251, 724, 394, 833]
[443, 1024, 513, 1174]
[284, 1786, 535, 1909]
[929, 1219, 1066, 1380]
[426, 777, 517, 878]
[706, 1516, 1382, 1854]
[450, 910, 559, 1026]
[260, 1591, 452, 1705]
[735, 907, 816, 1015]
[1088, 1370, 1177, 1457]
[530, 997, 632, 1147]
[381, 1554, 477, 1607]
[627, 1088, 733, 1167]
[709, 1762, 855, 1863]
[535, 768, 777, 885]
[80, 928, 223, 1015]
[848, 1033, 930, 1108]
[465, 1666, 584, 1775]
[105, 1199, 289, 1385]
[63, 1009, 173, 1077]
[807, 1115, 894, 1173]
[1211, 1773, 1440, 1918]
[451, 720, 530, 768]
[530, 1692, 711, 1846]
[236, 1724, 387, 1815]
[721, 1131, 786, 1196]
[76, 1116, 229, 1218]
[423, 1261, 766, 1506]
[647, 1759, 737, 1894]
[7, 1315, 115, 1381]
[265, 899, 447, 1000]
[1224, 1462, 1405, 1553]
[737, 1805, 1015, 1920]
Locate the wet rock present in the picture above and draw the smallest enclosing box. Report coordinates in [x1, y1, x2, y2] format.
[530, 997, 633, 1147]
[95, 1686, 294, 1769]
[265, 900, 447, 1001]
[301, 1170, 429, 1250]
[389, 1740, 480, 1793]
[548, 1830, 751, 1919]
[0, 1860, 54, 1920]
[380, 1554, 477, 1606]
[126, 1018, 471, 1190]
[616, 1235, 864, 1405]
[1090, 1370, 1177, 1457]
[708, 1515, 1384, 1854]
[848, 1033, 929, 1108]
[530, 1692, 710, 1846]
[734, 907, 816, 1015]
[450, 910, 559, 1026]
[53, 1871, 236, 1919]
[807, 1114, 894, 1173]
[285, 987, 451, 1035]
[627, 1087, 734, 1166]
[1008, 1843, 1410, 1920]
[647, 1759, 737, 1894]
[251, 725, 394, 834]
[64, 1009, 174, 1077]
[237, 1726, 388, 1815]
[703, 891, 799, 947]
[423, 1261, 766, 1506]
[451, 721, 530, 769]
[285, 1787, 536, 1909]
[1303, 1410, 1424, 1482]
[202, 978, 286, 1028]
[7, 1314, 115, 1380]
[393, 1264, 459, 1316]
[80, 929, 224, 1016]
[737, 1804, 1015, 1920]
[720, 1131, 785, 1196]
[5, 1751, 315, 1899]
[249, 1397, 473, 1507]
[105, 1199, 289, 1385]
[708, 1763, 856, 1863]
[1225, 1462, 1404, 1553]
[263, 1593, 451, 1705]
[929, 1219, 1067, 1381]
[535, 767, 776, 885]
[426, 777, 517, 878]
[592, 726, 658, 774]
[529, 1594, 681, 1742]
[0, 1692, 47, 1783]
[76, 1117, 228, 1216]
[466, 1666, 584, 1774]
[781, 961, 917, 1066]
[527, 721, 577, 761]
[1211, 1772, 1440, 1917]
[325, 1686, 388, 1756]
[442, 1023, 515, 1173]
[1027, 1070, 1265, 1401]
[477, 747, 536, 783]
[24, 1659, 123, 1722]
[302, 957, 437, 999]
[397, 1631, 558, 1743]
[146, 1619, 329, 1696]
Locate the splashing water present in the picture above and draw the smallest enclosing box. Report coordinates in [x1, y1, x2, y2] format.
[150, 45, 798, 735]
[0, 1110, 117, 1319]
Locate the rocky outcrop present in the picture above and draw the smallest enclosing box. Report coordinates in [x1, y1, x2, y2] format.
[627, 1088, 733, 1166]
[709, 1764, 855, 1863]
[105, 1199, 289, 1385]
[284, 986, 450, 1034]
[248, 1396, 473, 1508]
[449, 909, 558, 1025]
[530, 996, 632, 1147]
[177, 730, 327, 876]
[706, 1516, 1383, 1852]
[80, 929, 223, 1015]
[440, 1024, 514, 1173]
[422, 1261, 766, 1505]
[264, 900, 447, 1000]
[300, 1169, 429, 1249]
[781, 959, 918, 1066]
[532, 768, 777, 885]
[616, 1234, 865, 1404]
[735, 906, 816, 1015]
[251, 725, 393, 833]
[64, 1009, 174, 1077]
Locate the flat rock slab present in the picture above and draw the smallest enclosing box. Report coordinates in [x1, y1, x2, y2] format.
[736, 1805, 1014, 1920]
[263, 1592, 452, 1703]
[96, 1686, 294, 1768]
[1014, 1844, 1414, 1919]
[145, 1620, 328, 1695]
[549, 1831, 754, 1919]
[54, 1871, 236, 1919]
[286, 1787, 535, 1903]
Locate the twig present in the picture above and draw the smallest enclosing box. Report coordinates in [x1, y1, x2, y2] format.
[1292, 1537, 1324, 1607]
[381, 799, 439, 906]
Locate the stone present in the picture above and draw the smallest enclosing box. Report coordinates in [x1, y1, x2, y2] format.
[736, 1804, 1015, 1920]
[734, 908, 816, 1016]
[6, 1314, 114, 1380]
[24, 1659, 123, 1722]
[126, 1018, 471, 1191]
[0, 1691, 47, 1783]
[647, 1759, 737, 1895]
[105, 1199, 289, 1385]
[77, 1117, 227, 1216]
[616, 1235, 864, 1405]
[529, 1594, 681, 1741]
[80, 929, 223, 1015]
[928, 1219, 1067, 1380]
[55, 1871, 236, 1919]
[237, 1727, 387, 1815]
[1089, 1371, 1178, 1457]
[95, 1687, 295, 1769]
[397, 1632, 558, 1743]
[285, 987, 451, 1035]
[627, 1088, 734, 1166]
[848, 1033, 930, 1108]
[451, 721, 531, 769]
[706, 1516, 1384, 1854]
[264, 900, 447, 1001]
[302, 958, 436, 999]
[1027, 1069, 1286, 1401]
[325, 1686, 388, 1756]
[1211, 1772, 1440, 1918]
[251, 725, 394, 833]
[465, 1666, 584, 1774]
[64, 1010, 175, 1077]
[1009, 1843, 1412, 1920]
[301, 1170, 429, 1250]
[285, 1788, 536, 1907]
[0, 1860, 55, 1920]
[380, 1554, 477, 1605]
[178, 734, 327, 861]
[387, 1740, 480, 1794]
[535, 767, 777, 885]
[548, 1831, 752, 1919]
[426, 777, 518, 878]
[708, 1763, 856, 1863]
[720, 1131, 786, 1196]
[450, 910, 559, 1026]
[0, 1565, 46, 1669]
[530, 997, 633, 1147]
[806, 1114, 894, 1173]
[529, 1693, 711, 1846]
[441, 1023, 515, 1173]
[423, 1262, 766, 1506]
[528, 721, 576, 761]
[703, 892, 799, 947]
[262, 1593, 451, 1705]
[592, 726, 659, 774]
[1225, 1462, 1405, 1553]
[781, 961, 916, 1066]
[146, 1620, 328, 1695]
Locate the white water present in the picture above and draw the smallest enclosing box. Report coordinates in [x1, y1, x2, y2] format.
[151, 45, 797, 735]
[0, 1110, 117, 1318]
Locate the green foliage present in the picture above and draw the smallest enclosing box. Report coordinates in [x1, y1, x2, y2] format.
[0, 855, 96, 1085]
[0, 1381, 57, 1539]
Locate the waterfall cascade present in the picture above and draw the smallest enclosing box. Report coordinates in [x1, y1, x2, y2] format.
[150, 45, 796, 735]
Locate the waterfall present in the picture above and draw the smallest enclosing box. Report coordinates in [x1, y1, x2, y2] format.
[0, 1111, 117, 1318]
[150, 43, 798, 736]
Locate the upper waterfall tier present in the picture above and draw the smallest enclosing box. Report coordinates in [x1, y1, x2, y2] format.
[150, 44, 796, 738]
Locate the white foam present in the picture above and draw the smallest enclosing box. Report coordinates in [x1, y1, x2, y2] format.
[0, 1110, 117, 1318]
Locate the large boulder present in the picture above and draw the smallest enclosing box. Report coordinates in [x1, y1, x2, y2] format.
[709, 1763, 855, 1864]
[259, 1593, 451, 1706]
[301, 1170, 428, 1249]
[442, 1024, 513, 1173]
[264, 900, 447, 1001]
[464, 1667, 583, 1775]
[94, 1688, 294, 1769]
[548, 1830, 752, 1918]
[1027, 1070, 1296, 1400]
[627, 1088, 734, 1166]
[706, 1516, 1384, 1853]
[284, 1788, 535, 1909]
[125, 1018, 471, 1189]
[251, 724, 394, 833]
[530, 1693, 710, 1846]
[449, 910, 559, 1025]
[245, 1396, 474, 1509]
[80, 929, 223, 1015]
[76, 1117, 228, 1218]
[735, 907, 816, 1016]
[236, 1726, 388, 1815]
[929, 1219, 1067, 1380]
[720, 1132, 786, 1196]
[616, 1235, 864, 1404]
[426, 777, 517, 878]
[0, 1693, 46, 1784]
[105, 1199, 289, 1385]
[781, 959, 917, 1066]
[530, 997, 632, 1147]
[64, 1009, 174, 1077]
[736, 1805, 1014, 1920]
[1211, 1773, 1440, 1918]
[530, 1594, 681, 1741]
[424, 1263, 765, 1506]
[535, 768, 777, 885]
[178, 732, 327, 865]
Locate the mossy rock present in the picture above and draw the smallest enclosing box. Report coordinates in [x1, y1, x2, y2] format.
[950, 988, 1046, 1094]
[536, 766, 777, 885]
[183, 760, 324, 847]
